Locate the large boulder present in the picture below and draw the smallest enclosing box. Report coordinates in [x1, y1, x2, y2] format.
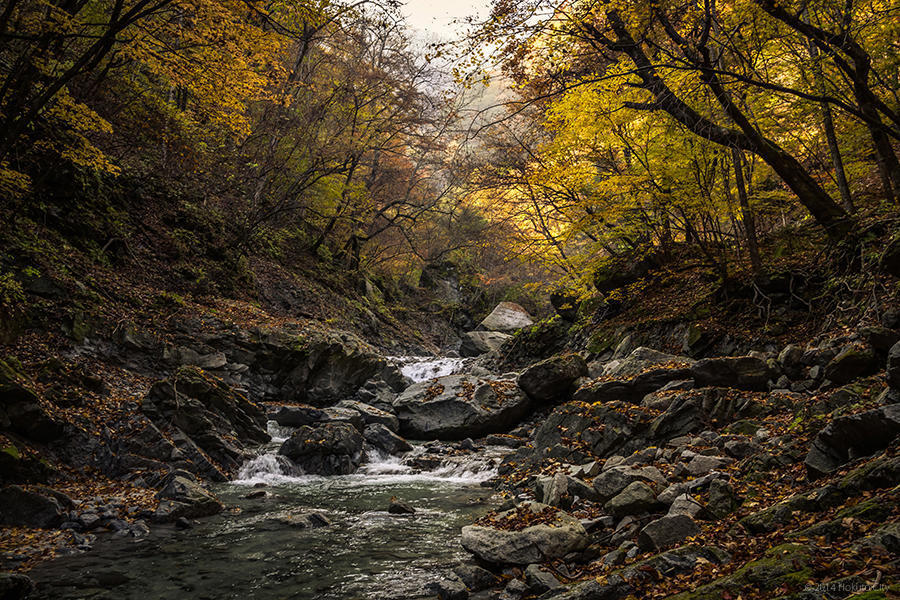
[804, 404, 900, 477]
[691, 356, 772, 391]
[152, 475, 224, 523]
[142, 367, 270, 477]
[273, 405, 327, 427]
[592, 466, 665, 502]
[271, 330, 386, 406]
[0, 358, 64, 442]
[336, 400, 399, 432]
[603, 481, 661, 517]
[638, 515, 701, 551]
[460, 502, 588, 565]
[364, 423, 412, 455]
[460, 331, 512, 357]
[574, 366, 694, 404]
[279, 422, 365, 475]
[518, 354, 587, 402]
[393, 374, 532, 440]
[603, 347, 694, 379]
[0, 485, 64, 528]
[479, 302, 534, 332]
[823, 344, 879, 385]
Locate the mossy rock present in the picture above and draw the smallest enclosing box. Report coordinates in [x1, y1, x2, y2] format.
[835, 497, 892, 522]
[726, 420, 763, 436]
[667, 544, 814, 599]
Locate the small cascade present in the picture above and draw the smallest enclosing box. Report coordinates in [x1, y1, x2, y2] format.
[390, 356, 471, 382]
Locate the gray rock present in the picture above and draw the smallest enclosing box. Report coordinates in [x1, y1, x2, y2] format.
[724, 439, 761, 459]
[460, 502, 588, 565]
[707, 479, 742, 518]
[666, 494, 708, 519]
[336, 400, 399, 432]
[273, 405, 326, 427]
[592, 466, 651, 502]
[388, 498, 416, 514]
[0, 485, 63, 528]
[479, 302, 534, 332]
[460, 331, 512, 357]
[604, 481, 660, 517]
[685, 455, 732, 476]
[524, 564, 560, 594]
[604, 347, 694, 378]
[545, 574, 632, 600]
[517, 354, 587, 402]
[152, 475, 223, 523]
[778, 344, 804, 372]
[364, 423, 412, 455]
[278, 422, 365, 475]
[804, 404, 900, 477]
[637, 514, 700, 551]
[452, 562, 500, 592]
[424, 577, 468, 600]
[691, 356, 773, 391]
[393, 374, 532, 440]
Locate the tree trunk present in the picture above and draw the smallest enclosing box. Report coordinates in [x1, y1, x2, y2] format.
[732, 148, 762, 272]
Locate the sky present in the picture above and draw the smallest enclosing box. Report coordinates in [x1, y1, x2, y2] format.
[401, 0, 487, 38]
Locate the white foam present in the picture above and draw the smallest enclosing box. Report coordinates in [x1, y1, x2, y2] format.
[389, 356, 470, 382]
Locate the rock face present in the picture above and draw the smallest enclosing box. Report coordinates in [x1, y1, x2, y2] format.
[460, 503, 588, 565]
[0, 485, 64, 528]
[479, 302, 534, 332]
[153, 475, 224, 523]
[141, 366, 270, 479]
[460, 331, 512, 357]
[804, 404, 900, 476]
[691, 356, 772, 391]
[518, 354, 588, 402]
[279, 422, 365, 475]
[393, 375, 532, 440]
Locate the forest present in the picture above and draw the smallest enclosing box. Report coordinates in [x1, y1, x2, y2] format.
[0, 0, 899, 599]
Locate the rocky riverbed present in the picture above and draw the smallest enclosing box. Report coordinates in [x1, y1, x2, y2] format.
[2, 308, 900, 600]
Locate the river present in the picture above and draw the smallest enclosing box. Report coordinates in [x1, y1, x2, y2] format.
[28, 357, 507, 600]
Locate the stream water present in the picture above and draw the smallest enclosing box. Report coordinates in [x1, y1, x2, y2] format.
[28, 357, 504, 600]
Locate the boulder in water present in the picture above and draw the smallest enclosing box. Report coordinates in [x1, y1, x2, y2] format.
[278, 422, 365, 475]
[479, 302, 534, 332]
[153, 475, 224, 523]
[460, 502, 588, 565]
[393, 374, 532, 440]
[336, 400, 399, 432]
[364, 423, 412, 455]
